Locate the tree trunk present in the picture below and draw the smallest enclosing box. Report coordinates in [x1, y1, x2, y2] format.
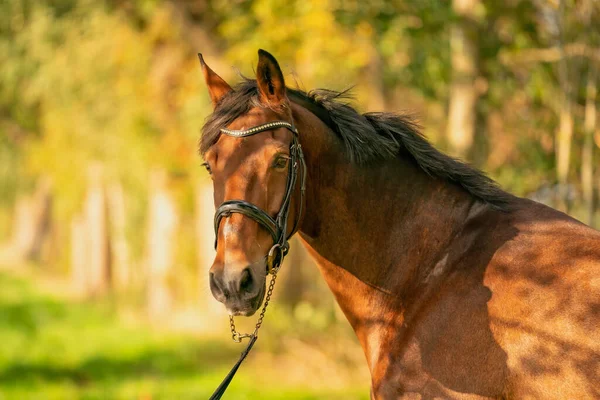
[84, 164, 111, 295]
[147, 170, 178, 319]
[280, 237, 307, 311]
[472, 87, 490, 168]
[107, 182, 130, 291]
[30, 178, 53, 262]
[582, 66, 597, 226]
[11, 195, 36, 259]
[446, 0, 479, 159]
[71, 214, 88, 294]
[556, 95, 574, 212]
[365, 47, 388, 112]
[554, 0, 575, 213]
[11, 177, 53, 262]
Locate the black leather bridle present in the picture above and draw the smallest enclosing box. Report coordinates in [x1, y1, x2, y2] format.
[213, 120, 306, 273]
[209, 120, 306, 400]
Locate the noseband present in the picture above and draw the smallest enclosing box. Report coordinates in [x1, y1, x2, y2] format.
[213, 120, 306, 273]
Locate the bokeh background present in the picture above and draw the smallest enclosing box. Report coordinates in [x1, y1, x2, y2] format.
[0, 0, 599, 399]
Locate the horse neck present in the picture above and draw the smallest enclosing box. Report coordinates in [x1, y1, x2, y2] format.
[292, 104, 479, 365]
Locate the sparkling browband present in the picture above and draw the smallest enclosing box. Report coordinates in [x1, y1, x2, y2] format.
[220, 121, 296, 137]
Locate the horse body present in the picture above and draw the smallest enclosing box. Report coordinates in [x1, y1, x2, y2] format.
[296, 104, 600, 399]
[293, 103, 600, 399]
[199, 50, 600, 399]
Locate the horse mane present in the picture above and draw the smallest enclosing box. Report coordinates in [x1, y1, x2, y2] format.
[201, 79, 511, 211]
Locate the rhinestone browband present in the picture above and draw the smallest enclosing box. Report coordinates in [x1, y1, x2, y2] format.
[220, 121, 296, 138]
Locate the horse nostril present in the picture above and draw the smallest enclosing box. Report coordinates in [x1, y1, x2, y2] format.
[209, 271, 224, 297]
[239, 268, 254, 294]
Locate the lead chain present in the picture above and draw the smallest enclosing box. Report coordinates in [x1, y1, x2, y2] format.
[229, 266, 280, 343]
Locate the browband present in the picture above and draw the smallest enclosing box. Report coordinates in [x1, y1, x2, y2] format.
[220, 121, 296, 137]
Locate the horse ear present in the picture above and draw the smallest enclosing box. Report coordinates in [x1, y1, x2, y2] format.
[256, 49, 287, 107]
[198, 53, 232, 107]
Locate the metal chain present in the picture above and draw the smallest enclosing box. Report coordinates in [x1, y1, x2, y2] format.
[229, 265, 280, 343]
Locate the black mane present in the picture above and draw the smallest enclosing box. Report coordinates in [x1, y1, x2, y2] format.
[201, 79, 511, 210]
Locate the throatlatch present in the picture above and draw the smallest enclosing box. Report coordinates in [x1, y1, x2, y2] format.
[209, 120, 306, 400]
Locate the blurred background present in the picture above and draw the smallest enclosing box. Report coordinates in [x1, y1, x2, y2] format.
[0, 0, 599, 399]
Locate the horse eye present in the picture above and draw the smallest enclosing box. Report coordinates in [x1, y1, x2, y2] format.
[272, 156, 289, 170]
[202, 162, 212, 174]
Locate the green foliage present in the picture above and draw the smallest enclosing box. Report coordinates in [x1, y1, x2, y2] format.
[0, 270, 368, 399]
[217, 0, 374, 91]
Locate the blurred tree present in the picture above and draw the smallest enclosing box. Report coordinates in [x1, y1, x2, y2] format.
[582, 65, 597, 224]
[446, 0, 481, 159]
[216, 0, 374, 95]
[580, 0, 599, 225]
[554, 0, 576, 212]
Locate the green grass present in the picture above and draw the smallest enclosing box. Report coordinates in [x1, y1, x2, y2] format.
[0, 271, 368, 400]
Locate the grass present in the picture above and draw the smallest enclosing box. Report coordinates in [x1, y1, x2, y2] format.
[0, 270, 369, 400]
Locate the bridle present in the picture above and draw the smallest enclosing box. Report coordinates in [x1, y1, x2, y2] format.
[209, 119, 306, 400]
[213, 120, 306, 274]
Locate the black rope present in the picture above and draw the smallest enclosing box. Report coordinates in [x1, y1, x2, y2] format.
[209, 335, 258, 400]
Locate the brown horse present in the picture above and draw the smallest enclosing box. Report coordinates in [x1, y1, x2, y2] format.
[199, 49, 600, 399]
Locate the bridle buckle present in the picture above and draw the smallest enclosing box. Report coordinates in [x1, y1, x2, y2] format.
[266, 243, 287, 274]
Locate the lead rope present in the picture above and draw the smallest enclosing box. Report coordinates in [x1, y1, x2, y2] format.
[209, 253, 282, 400]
